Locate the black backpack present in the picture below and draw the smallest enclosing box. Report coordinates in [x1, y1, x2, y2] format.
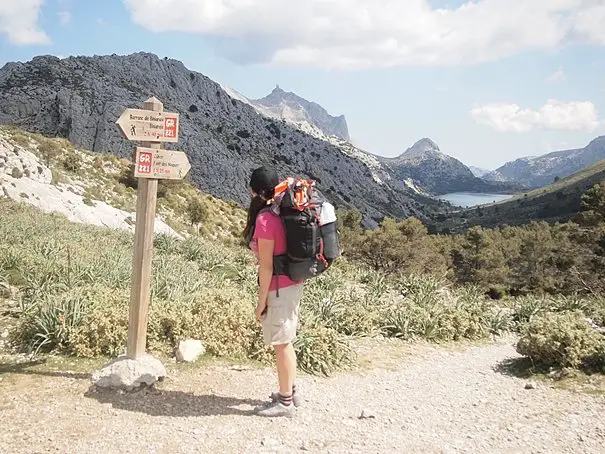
[267, 177, 341, 285]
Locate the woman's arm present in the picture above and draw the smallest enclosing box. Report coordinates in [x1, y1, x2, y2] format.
[256, 237, 274, 319]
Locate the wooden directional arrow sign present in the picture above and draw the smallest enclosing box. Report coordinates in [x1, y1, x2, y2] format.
[117, 108, 180, 143]
[134, 147, 191, 180]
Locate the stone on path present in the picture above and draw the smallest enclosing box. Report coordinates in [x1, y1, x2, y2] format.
[92, 354, 166, 391]
[175, 339, 205, 363]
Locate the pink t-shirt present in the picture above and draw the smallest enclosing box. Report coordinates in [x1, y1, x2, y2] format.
[250, 210, 300, 292]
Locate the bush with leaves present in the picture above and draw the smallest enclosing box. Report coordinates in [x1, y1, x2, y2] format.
[117, 163, 138, 190]
[62, 152, 80, 172]
[294, 323, 356, 376]
[345, 216, 447, 276]
[516, 311, 605, 371]
[37, 139, 62, 166]
[381, 276, 495, 342]
[580, 182, 605, 227]
[187, 197, 208, 226]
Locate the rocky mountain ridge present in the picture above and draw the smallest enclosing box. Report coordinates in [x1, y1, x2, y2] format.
[484, 136, 605, 188]
[221, 84, 350, 141]
[378, 138, 521, 195]
[0, 53, 445, 228]
[222, 87, 519, 197]
[469, 166, 491, 178]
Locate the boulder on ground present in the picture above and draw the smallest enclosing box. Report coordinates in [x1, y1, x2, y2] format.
[176, 339, 205, 363]
[92, 354, 166, 391]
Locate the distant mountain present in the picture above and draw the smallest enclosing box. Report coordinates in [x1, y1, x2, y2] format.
[378, 138, 520, 195]
[469, 166, 491, 178]
[221, 86, 439, 196]
[436, 158, 605, 232]
[222, 85, 350, 141]
[0, 53, 446, 228]
[220, 86, 521, 198]
[484, 137, 605, 188]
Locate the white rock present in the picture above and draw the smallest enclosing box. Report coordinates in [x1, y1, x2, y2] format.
[92, 354, 166, 391]
[0, 136, 181, 238]
[175, 339, 205, 363]
[0, 141, 52, 184]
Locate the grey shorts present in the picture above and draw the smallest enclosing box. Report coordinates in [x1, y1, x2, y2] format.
[262, 283, 304, 346]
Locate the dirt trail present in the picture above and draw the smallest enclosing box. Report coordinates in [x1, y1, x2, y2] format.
[1, 337, 604, 454]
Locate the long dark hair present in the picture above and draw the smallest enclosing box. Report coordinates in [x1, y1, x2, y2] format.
[243, 166, 279, 244]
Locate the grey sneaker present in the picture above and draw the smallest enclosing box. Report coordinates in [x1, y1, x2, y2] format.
[270, 390, 302, 407]
[255, 400, 295, 418]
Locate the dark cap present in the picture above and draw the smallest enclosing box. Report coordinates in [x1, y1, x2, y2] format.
[249, 166, 279, 198]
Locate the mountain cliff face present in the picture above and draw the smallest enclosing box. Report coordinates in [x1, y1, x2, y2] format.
[379, 139, 519, 195]
[222, 85, 350, 141]
[0, 53, 443, 228]
[469, 166, 491, 178]
[484, 137, 605, 188]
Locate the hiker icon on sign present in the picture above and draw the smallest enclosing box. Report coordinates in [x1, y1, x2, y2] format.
[130, 125, 136, 136]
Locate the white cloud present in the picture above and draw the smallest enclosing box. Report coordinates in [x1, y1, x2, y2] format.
[572, 3, 605, 44]
[547, 67, 566, 83]
[58, 11, 71, 25]
[124, 0, 605, 69]
[470, 99, 603, 133]
[0, 0, 50, 45]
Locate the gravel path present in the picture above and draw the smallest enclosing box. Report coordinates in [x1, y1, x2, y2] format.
[1, 337, 604, 454]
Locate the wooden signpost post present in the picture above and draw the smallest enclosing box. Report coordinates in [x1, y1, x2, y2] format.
[116, 97, 190, 360]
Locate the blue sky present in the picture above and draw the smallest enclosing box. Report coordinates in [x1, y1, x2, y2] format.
[1, 0, 604, 170]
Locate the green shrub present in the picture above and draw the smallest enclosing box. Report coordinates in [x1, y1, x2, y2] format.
[516, 311, 605, 371]
[294, 325, 356, 376]
[62, 153, 80, 172]
[66, 288, 130, 357]
[187, 197, 207, 226]
[382, 278, 493, 342]
[153, 233, 181, 256]
[550, 294, 593, 313]
[511, 296, 554, 326]
[586, 299, 605, 327]
[302, 289, 381, 338]
[14, 293, 89, 354]
[488, 308, 515, 334]
[38, 139, 62, 166]
[117, 164, 137, 190]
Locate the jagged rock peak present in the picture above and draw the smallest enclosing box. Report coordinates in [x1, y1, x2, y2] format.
[252, 86, 350, 141]
[398, 138, 442, 160]
[409, 138, 440, 152]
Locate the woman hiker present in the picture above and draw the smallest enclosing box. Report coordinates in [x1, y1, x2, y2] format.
[243, 166, 304, 417]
